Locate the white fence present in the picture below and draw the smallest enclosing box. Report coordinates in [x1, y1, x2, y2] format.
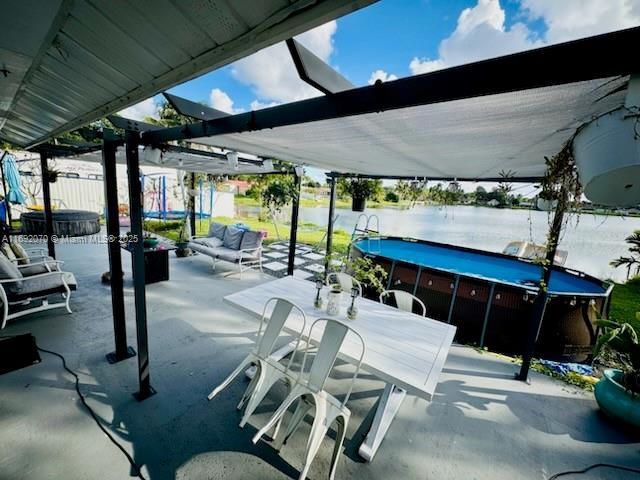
[16, 173, 235, 219]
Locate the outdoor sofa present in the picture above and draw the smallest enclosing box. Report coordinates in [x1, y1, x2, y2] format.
[188, 222, 264, 277]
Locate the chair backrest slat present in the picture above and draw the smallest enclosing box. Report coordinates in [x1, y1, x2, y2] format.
[380, 289, 426, 317]
[256, 298, 294, 358]
[299, 318, 365, 408]
[327, 272, 362, 296]
[307, 321, 348, 389]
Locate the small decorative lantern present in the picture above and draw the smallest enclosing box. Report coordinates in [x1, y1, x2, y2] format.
[346, 286, 359, 320]
[314, 279, 324, 310]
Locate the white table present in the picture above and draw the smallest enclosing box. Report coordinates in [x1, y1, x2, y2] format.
[224, 276, 456, 461]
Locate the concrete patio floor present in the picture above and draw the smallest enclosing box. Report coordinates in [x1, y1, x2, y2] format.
[1, 235, 639, 480]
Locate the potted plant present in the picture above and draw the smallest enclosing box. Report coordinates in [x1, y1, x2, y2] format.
[339, 178, 382, 212]
[345, 255, 388, 299]
[175, 218, 191, 257]
[592, 312, 640, 428]
[142, 233, 159, 249]
[536, 190, 557, 211]
[45, 166, 60, 183]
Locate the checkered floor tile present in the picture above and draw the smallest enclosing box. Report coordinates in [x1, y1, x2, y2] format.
[304, 263, 325, 273]
[293, 269, 314, 280]
[263, 261, 288, 271]
[264, 251, 287, 259]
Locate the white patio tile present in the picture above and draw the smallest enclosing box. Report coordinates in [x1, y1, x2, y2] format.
[263, 261, 288, 271]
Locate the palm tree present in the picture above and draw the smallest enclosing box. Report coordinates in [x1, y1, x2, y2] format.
[611, 231, 640, 279]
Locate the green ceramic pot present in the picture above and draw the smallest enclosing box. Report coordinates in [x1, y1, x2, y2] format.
[594, 369, 640, 428]
[143, 237, 159, 249]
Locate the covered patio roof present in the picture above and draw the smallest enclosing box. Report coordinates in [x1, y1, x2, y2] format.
[189, 77, 628, 180]
[142, 26, 639, 181]
[0, 0, 374, 148]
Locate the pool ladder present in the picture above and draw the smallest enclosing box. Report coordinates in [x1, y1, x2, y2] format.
[351, 214, 381, 254]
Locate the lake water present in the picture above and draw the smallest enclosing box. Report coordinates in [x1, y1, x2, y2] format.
[237, 204, 640, 282]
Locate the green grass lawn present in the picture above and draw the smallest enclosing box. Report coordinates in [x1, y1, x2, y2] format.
[609, 277, 640, 327]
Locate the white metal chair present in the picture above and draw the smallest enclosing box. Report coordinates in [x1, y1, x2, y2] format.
[207, 297, 306, 429]
[326, 272, 362, 296]
[379, 289, 426, 317]
[252, 318, 365, 480]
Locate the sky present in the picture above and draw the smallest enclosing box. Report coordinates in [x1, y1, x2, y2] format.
[119, 0, 640, 188]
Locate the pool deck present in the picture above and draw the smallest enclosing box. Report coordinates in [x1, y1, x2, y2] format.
[1, 236, 639, 480]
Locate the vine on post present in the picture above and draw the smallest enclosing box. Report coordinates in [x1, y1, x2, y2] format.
[537, 141, 583, 289]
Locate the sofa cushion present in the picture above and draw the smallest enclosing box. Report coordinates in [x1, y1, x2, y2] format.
[192, 237, 223, 248]
[215, 247, 259, 263]
[10, 243, 30, 265]
[1, 242, 17, 262]
[209, 222, 227, 240]
[188, 242, 214, 256]
[240, 230, 263, 252]
[9, 273, 71, 301]
[0, 253, 23, 294]
[223, 226, 243, 250]
[19, 262, 60, 276]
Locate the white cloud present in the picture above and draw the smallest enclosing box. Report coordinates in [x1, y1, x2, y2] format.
[409, 58, 445, 75]
[118, 98, 158, 121]
[232, 21, 337, 107]
[521, 0, 640, 44]
[409, 0, 539, 75]
[368, 70, 398, 85]
[409, 0, 640, 76]
[209, 88, 243, 114]
[250, 99, 280, 111]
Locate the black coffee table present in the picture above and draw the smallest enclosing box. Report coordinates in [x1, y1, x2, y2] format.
[121, 242, 176, 284]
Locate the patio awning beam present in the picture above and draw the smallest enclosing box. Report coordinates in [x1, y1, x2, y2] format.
[105, 117, 273, 168]
[286, 38, 354, 94]
[325, 172, 543, 183]
[161, 144, 264, 167]
[31, 142, 102, 158]
[163, 93, 230, 122]
[141, 26, 640, 152]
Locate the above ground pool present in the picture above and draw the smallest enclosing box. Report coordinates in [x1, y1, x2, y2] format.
[351, 237, 613, 362]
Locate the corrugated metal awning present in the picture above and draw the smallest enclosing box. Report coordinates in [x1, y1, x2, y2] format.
[0, 0, 374, 148]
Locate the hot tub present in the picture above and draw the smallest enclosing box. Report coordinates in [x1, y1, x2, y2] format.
[21, 210, 101, 237]
[351, 237, 613, 362]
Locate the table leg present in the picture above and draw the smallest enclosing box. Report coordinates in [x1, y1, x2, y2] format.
[245, 340, 297, 379]
[358, 383, 406, 462]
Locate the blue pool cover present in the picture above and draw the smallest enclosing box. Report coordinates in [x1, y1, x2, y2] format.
[355, 239, 606, 295]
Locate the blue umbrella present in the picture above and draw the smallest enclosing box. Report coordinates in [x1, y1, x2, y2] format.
[4, 154, 25, 204]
